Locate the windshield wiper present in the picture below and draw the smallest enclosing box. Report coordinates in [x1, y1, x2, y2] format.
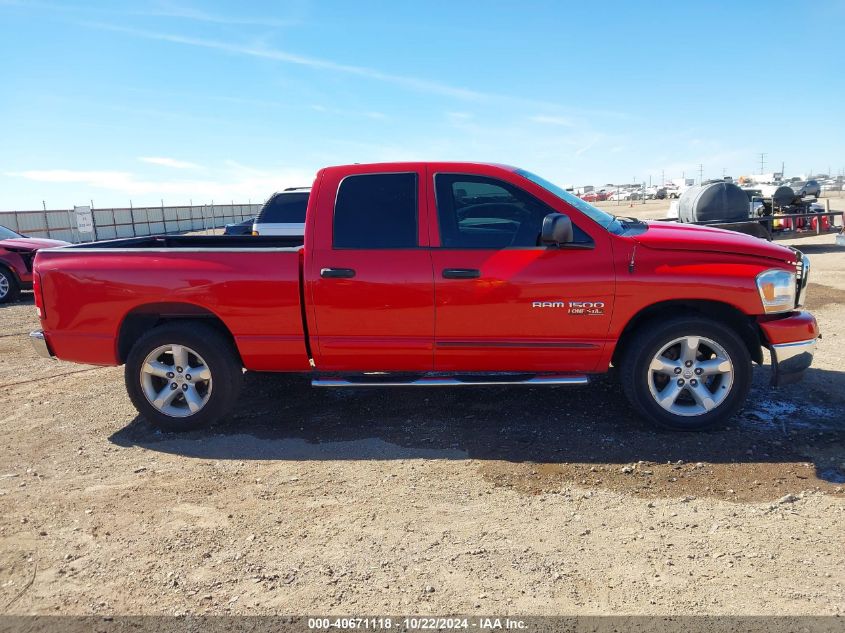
[613, 215, 645, 225]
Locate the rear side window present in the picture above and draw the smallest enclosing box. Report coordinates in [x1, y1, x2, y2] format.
[333, 173, 417, 248]
[258, 192, 309, 223]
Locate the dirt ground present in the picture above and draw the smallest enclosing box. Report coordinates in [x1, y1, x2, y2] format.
[1, 211, 844, 616]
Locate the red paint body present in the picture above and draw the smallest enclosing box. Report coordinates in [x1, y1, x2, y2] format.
[33, 162, 818, 374]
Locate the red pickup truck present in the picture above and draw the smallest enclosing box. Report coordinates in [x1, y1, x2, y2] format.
[30, 162, 818, 432]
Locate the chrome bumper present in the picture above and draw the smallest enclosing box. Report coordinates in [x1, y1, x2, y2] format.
[30, 331, 54, 359]
[770, 338, 816, 386]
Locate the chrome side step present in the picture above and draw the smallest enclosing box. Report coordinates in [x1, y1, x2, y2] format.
[312, 374, 589, 388]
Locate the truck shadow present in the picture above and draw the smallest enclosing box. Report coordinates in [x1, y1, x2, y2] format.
[789, 242, 845, 255]
[109, 366, 845, 485]
[0, 294, 34, 309]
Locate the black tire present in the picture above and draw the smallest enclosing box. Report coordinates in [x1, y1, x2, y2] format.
[125, 321, 243, 431]
[0, 267, 21, 304]
[620, 316, 752, 431]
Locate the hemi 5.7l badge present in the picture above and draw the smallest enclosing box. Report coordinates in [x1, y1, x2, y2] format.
[532, 300, 605, 315]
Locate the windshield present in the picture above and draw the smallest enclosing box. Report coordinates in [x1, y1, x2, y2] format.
[514, 169, 623, 233]
[0, 225, 24, 239]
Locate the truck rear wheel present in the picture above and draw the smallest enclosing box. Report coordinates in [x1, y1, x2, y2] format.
[620, 317, 752, 431]
[125, 322, 242, 431]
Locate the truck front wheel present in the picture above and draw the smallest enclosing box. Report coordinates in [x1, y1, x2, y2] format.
[125, 322, 243, 431]
[620, 317, 752, 431]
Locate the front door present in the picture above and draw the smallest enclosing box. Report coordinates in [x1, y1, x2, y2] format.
[307, 168, 435, 372]
[430, 172, 615, 372]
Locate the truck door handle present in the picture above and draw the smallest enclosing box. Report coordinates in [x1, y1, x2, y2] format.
[442, 268, 480, 279]
[320, 267, 356, 279]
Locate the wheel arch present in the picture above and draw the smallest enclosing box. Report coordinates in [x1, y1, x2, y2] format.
[116, 302, 242, 365]
[0, 260, 21, 282]
[611, 299, 764, 368]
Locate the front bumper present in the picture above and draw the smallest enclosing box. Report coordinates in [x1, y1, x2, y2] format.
[758, 311, 819, 386]
[770, 338, 816, 386]
[30, 330, 54, 359]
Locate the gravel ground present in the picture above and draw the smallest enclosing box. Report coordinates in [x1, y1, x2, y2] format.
[0, 228, 843, 616]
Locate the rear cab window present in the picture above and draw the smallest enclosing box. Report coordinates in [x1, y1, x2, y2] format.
[333, 173, 418, 248]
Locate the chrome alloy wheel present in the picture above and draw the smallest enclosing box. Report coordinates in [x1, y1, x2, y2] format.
[140, 344, 212, 418]
[0, 272, 9, 299]
[647, 336, 734, 417]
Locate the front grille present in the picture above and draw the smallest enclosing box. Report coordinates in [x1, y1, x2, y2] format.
[793, 249, 810, 308]
[19, 252, 34, 273]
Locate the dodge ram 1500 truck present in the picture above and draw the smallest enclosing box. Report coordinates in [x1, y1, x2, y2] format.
[30, 162, 818, 431]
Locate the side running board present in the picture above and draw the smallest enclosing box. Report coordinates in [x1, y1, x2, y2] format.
[312, 374, 589, 388]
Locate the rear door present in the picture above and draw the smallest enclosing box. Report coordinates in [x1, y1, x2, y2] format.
[429, 170, 615, 373]
[306, 167, 435, 371]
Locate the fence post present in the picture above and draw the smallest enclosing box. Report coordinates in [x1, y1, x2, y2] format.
[90, 200, 99, 242]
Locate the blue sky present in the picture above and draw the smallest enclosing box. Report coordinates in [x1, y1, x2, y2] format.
[1, 0, 843, 209]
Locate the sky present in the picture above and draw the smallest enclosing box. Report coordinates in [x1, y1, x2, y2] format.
[1, 0, 844, 210]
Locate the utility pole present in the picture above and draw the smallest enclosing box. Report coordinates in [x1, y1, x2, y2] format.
[758, 152, 767, 175]
[698, 164, 704, 185]
[661, 169, 665, 186]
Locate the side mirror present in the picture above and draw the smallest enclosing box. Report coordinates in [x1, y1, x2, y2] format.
[540, 212, 574, 246]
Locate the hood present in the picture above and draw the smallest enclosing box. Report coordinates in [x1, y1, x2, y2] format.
[0, 237, 70, 250]
[633, 221, 793, 262]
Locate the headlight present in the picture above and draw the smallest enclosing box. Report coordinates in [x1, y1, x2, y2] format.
[756, 269, 796, 314]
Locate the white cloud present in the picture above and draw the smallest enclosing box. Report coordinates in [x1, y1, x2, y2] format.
[7, 165, 315, 204]
[575, 137, 600, 156]
[139, 156, 201, 169]
[529, 114, 576, 127]
[310, 105, 386, 120]
[141, 3, 299, 27]
[83, 22, 490, 102]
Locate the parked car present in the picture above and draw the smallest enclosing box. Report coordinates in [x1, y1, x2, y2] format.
[31, 161, 816, 433]
[251, 187, 310, 236]
[579, 191, 608, 203]
[790, 180, 821, 199]
[223, 217, 256, 236]
[0, 225, 69, 304]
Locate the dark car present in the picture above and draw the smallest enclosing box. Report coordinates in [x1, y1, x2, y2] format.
[223, 217, 256, 236]
[791, 180, 821, 199]
[0, 225, 69, 303]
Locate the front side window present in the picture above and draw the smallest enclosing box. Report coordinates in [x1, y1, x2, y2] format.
[435, 174, 591, 248]
[515, 168, 623, 234]
[333, 173, 417, 248]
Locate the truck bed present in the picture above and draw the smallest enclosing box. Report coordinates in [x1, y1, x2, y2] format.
[60, 234, 304, 250]
[35, 234, 310, 371]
